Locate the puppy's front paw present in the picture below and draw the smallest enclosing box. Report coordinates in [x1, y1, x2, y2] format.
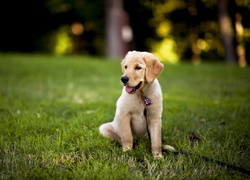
[153, 152, 163, 159]
[123, 145, 132, 152]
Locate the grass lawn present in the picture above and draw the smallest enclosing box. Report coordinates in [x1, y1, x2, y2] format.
[0, 54, 250, 179]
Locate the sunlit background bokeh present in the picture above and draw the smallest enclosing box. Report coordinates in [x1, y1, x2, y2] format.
[0, 0, 250, 66]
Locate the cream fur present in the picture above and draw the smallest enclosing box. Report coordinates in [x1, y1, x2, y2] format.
[99, 51, 164, 158]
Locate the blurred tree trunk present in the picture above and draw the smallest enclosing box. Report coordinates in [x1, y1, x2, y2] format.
[105, 0, 130, 59]
[218, 0, 236, 63]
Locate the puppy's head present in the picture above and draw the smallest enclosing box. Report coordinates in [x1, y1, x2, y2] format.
[121, 51, 164, 94]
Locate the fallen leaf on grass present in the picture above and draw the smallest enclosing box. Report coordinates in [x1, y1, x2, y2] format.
[240, 145, 249, 151]
[187, 132, 201, 142]
[219, 120, 226, 125]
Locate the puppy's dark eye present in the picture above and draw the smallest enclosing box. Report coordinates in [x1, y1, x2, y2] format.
[124, 65, 127, 69]
[135, 66, 141, 70]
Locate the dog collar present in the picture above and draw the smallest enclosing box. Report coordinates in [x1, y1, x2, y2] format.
[144, 96, 152, 106]
[140, 89, 152, 106]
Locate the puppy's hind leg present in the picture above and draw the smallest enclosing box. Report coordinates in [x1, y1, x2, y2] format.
[99, 122, 121, 142]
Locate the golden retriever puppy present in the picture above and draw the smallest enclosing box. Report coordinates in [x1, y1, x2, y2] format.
[99, 51, 164, 158]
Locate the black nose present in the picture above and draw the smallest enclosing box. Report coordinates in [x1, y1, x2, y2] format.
[121, 76, 129, 84]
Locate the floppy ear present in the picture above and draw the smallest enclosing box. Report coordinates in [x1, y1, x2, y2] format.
[142, 52, 164, 83]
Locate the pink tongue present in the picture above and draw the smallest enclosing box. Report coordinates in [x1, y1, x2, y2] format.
[126, 86, 134, 93]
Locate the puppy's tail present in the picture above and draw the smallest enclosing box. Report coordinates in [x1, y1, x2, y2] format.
[162, 144, 176, 152]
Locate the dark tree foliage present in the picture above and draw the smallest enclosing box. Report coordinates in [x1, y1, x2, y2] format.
[123, 1, 155, 51]
[0, 0, 104, 54]
[0, 0, 249, 62]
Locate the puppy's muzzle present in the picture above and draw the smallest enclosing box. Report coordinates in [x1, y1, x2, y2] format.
[121, 76, 129, 84]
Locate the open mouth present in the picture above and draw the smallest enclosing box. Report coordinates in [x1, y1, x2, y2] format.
[125, 82, 142, 94]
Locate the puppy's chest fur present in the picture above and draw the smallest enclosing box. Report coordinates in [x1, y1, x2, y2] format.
[117, 89, 145, 113]
[116, 90, 148, 137]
